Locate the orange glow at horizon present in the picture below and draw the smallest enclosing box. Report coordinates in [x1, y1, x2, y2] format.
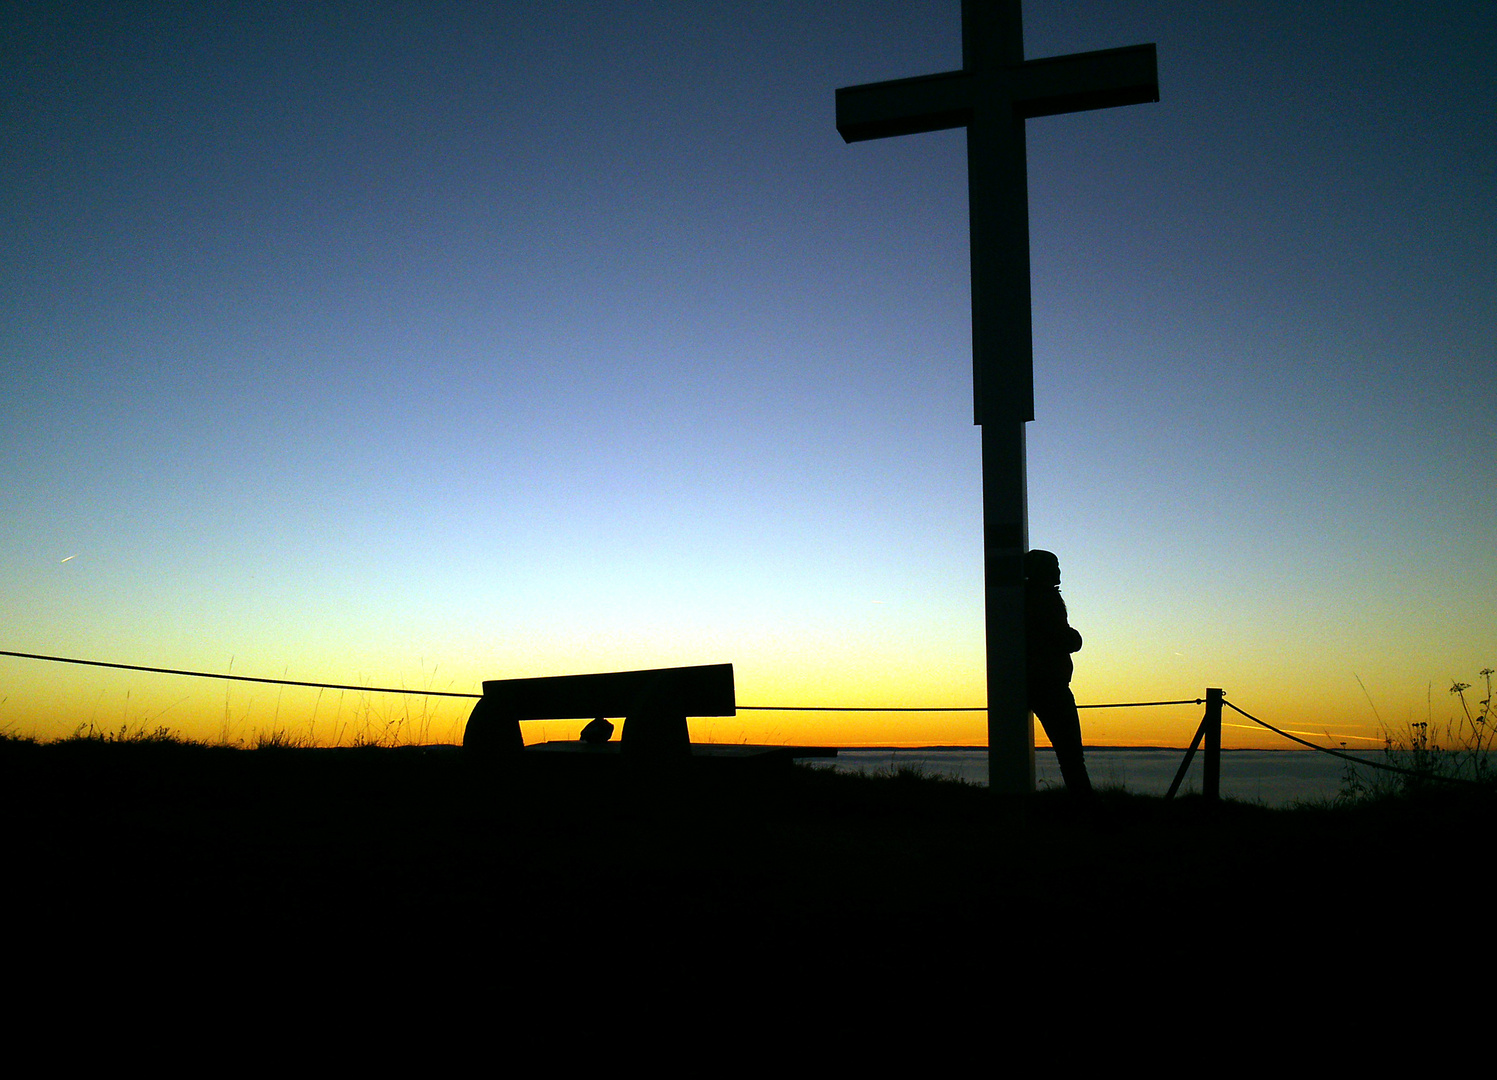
[0, 652, 1407, 753]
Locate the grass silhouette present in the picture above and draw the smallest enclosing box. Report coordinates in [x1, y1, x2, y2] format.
[1339, 668, 1496, 801]
[4, 725, 1489, 1016]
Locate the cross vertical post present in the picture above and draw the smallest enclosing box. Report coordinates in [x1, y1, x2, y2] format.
[836, 0, 1158, 793]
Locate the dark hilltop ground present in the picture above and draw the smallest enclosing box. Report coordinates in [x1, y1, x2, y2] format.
[5, 735, 1486, 1010]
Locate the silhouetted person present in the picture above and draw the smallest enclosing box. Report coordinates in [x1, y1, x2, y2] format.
[579, 716, 614, 744]
[1025, 549, 1093, 797]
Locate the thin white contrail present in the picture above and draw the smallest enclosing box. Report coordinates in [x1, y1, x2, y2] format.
[1221, 720, 1382, 744]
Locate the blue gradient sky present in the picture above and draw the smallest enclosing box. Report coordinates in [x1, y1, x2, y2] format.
[4, 1, 1493, 748]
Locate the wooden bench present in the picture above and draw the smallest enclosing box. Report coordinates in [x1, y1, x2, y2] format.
[463, 663, 736, 757]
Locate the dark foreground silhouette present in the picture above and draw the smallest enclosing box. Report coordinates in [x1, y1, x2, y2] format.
[4, 736, 1486, 1013]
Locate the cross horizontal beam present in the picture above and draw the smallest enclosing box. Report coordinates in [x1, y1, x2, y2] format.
[836, 43, 1157, 143]
[836, 71, 972, 143]
[1008, 44, 1159, 119]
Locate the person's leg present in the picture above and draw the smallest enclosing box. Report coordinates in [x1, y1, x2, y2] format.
[1032, 685, 1093, 796]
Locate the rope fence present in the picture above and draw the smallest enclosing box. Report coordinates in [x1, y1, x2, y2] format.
[1223, 697, 1481, 787]
[5, 648, 1481, 793]
[0, 649, 483, 699]
[1, 649, 1201, 713]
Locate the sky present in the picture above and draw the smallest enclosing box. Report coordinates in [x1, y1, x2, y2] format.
[3, 1, 1494, 751]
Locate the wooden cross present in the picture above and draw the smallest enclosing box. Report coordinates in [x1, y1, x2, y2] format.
[836, 0, 1157, 793]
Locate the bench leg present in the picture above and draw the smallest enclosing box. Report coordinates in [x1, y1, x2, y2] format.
[462, 697, 523, 755]
[620, 709, 690, 756]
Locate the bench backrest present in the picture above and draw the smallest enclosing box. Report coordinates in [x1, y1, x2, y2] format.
[479, 663, 735, 721]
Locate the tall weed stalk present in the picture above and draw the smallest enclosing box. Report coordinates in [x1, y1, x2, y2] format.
[1345, 668, 1494, 799]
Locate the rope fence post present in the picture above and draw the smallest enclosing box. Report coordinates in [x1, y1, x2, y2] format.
[1165, 687, 1223, 802]
[1203, 687, 1223, 802]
